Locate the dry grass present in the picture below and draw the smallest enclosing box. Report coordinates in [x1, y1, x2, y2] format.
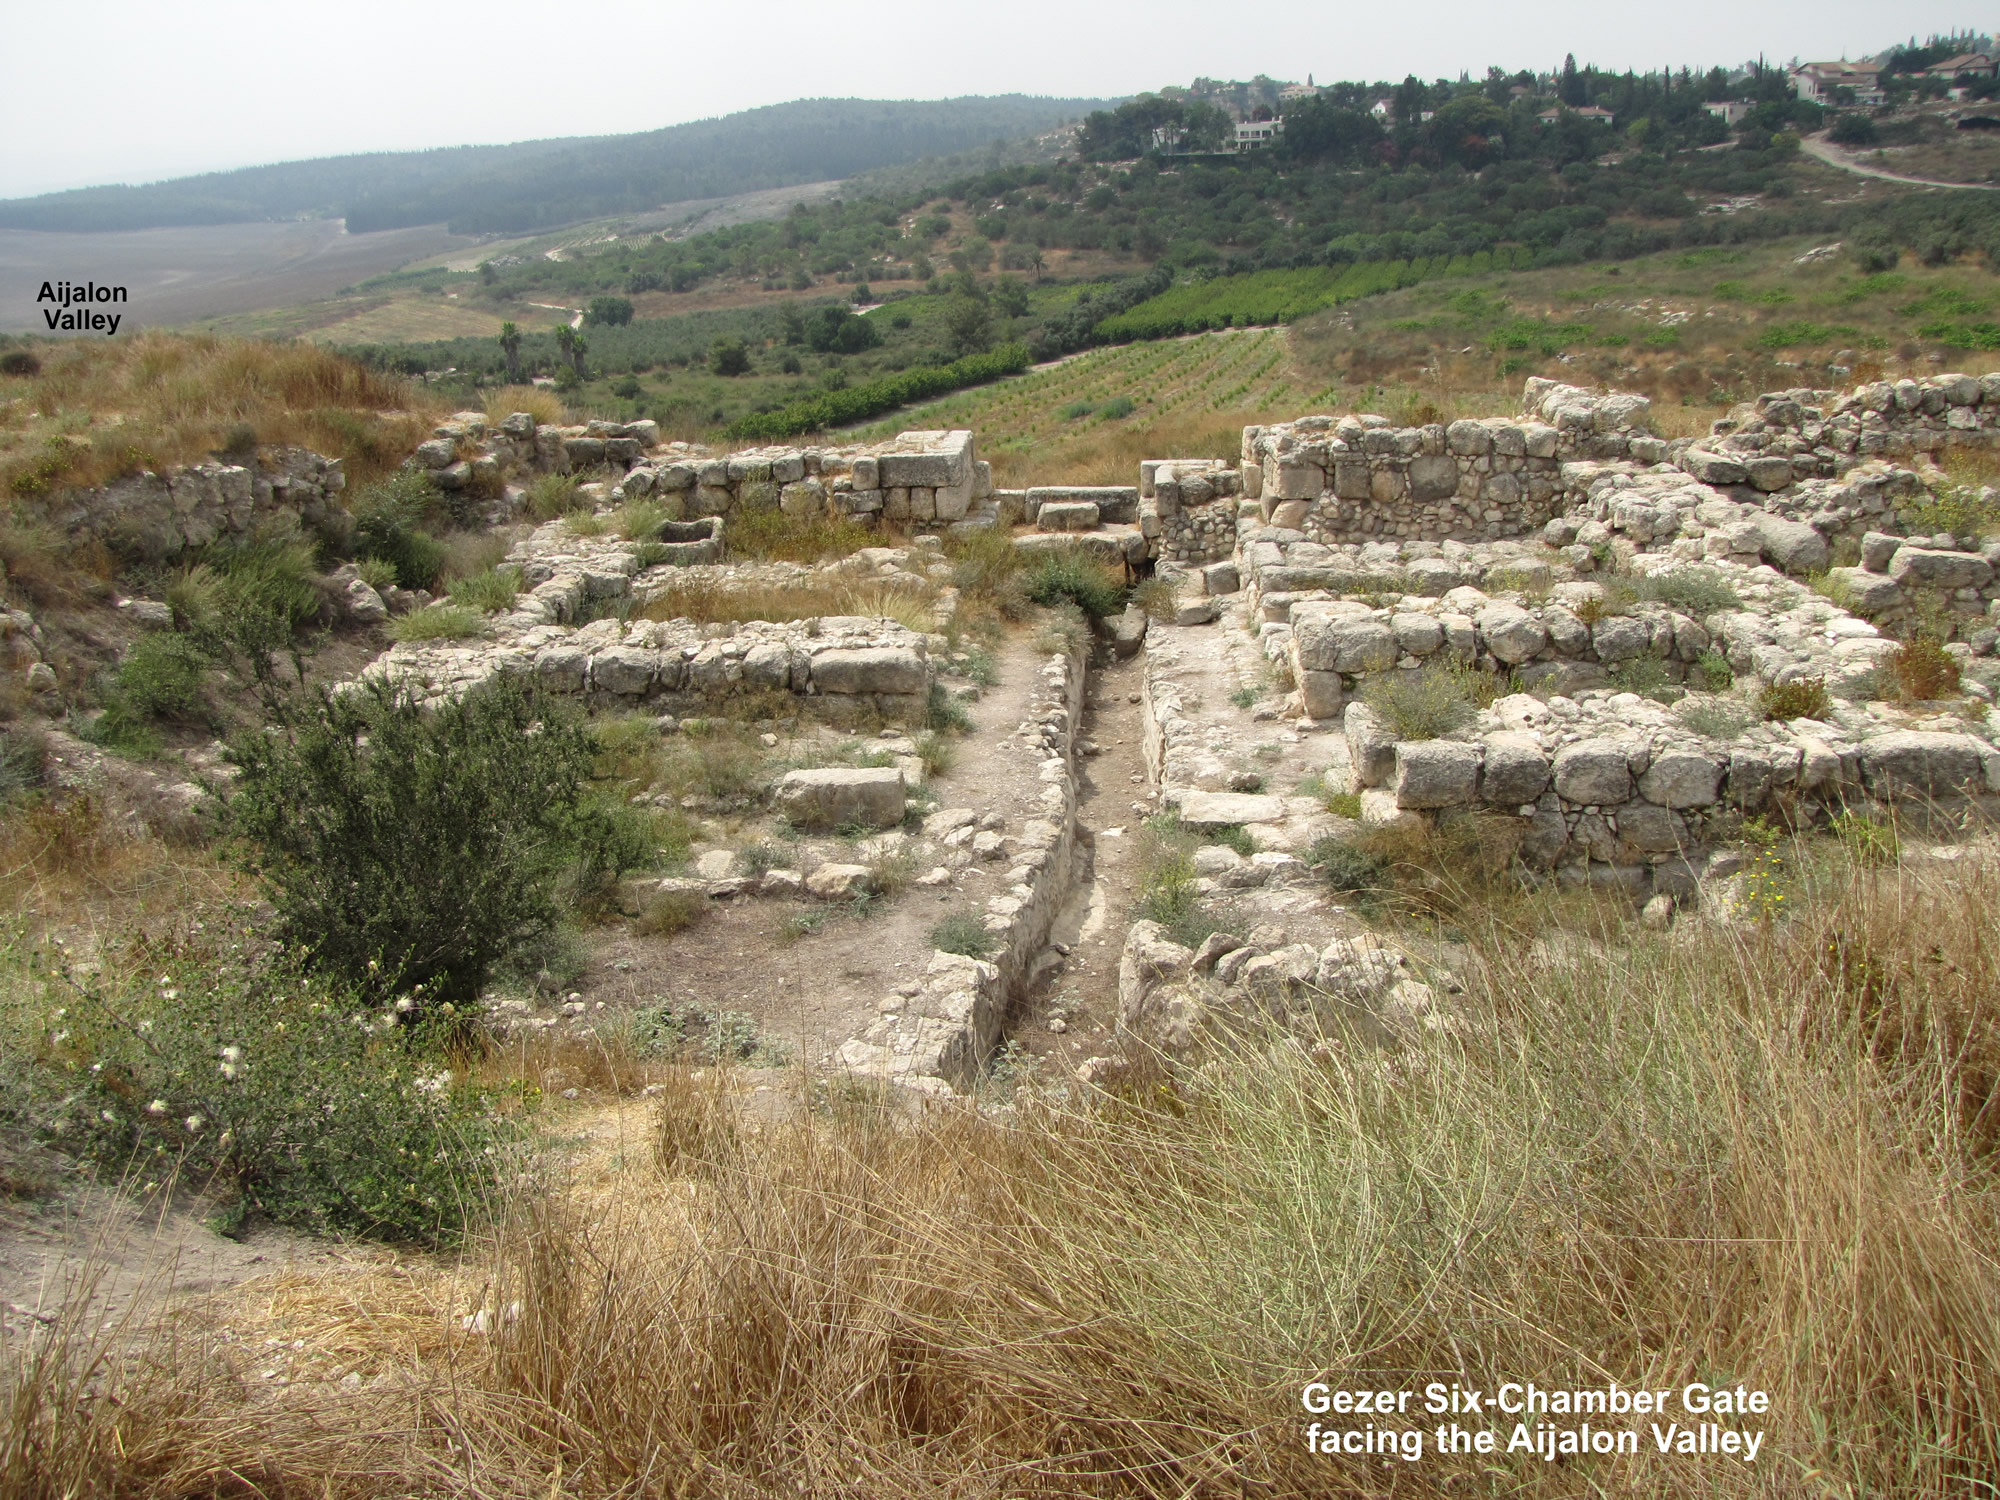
[482, 386, 568, 429]
[989, 407, 1247, 489]
[639, 575, 940, 632]
[6, 836, 1997, 1496]
[0, 333, 442, 499]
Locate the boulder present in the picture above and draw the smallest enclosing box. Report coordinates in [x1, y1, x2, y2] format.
[1887, 547, 1993, 591]
[1393, 740, 1481, 808]
[1037, 500, 1101, 531]
[1292, 605, 1396, 673]
[1172, 791, 1286, 828]
[1860, 732, 1990, 799]
[809, 646, 927, 696]
[1552, 738, 1634, 805]
[1480, 732, 1550, 805]
[1824, 567, 1903, 614]
[1118, 920, 1195, 1036]
[1751, 514, 1829, 575]
[1344, 702, 1398, 787]
[775, 767, 907, 830]
[805, 863, 877, 900]
[1474, 602, 1547, 664]
[1860, 531, 1902, 572]
[1638, 749, 1722, 808]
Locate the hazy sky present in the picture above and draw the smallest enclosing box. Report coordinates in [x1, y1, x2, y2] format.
[0, 0, 1979, 199]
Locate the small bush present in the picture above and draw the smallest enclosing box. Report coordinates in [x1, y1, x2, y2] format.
[386, 604, 484, 641]
[352, 470, 449, 589]
[1098, 395, 1136, 419]
[614, 499, 668, 541]
[926, 682, 973, 735]
[1306, 835, 1388, 896]
[635, 887, 706, 938]
[1891, 636, 1962, 701]
[447, 566, 523, 614]
[930, 912, 996, 957]
[1760, 676, 1829, 722]
[225, 676, 600, 1012]
[108, 633, 209, 722]
[1021, 548, 1126, 619]
[1637, 567, 1741, 617]
[3, 934, 508, 1247]
[356, 556, 401, 593]
[1361, 665, 1475, 741]
[1608, 657, 1678, 702]
[1829, 809, 1899, 867]
[1679, 695, 1753, 740]
[915, 730, 956, 778]
[727, 507, 877, 563]
[1692, 649, 1735, 692]
[523, 472, 583, 522]
[0, 350, 41, 377]
[1130, 576, 1177, 621]
[1229, 686, 1259, 709]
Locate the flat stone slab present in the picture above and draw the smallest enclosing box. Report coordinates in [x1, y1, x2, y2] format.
[1169, 791, 1287, 828]
[1036, 500, 1101, 531]
[774, 767, 907, 829]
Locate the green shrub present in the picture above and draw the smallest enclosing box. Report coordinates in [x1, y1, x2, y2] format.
[447, 566, 523, 614]
[1636, 567, 1741, 617]
[386, 604, 484, 641]
[614, 499, 668, 541]
[110, 633, 210, 721]
[1608, 657, 1678, 702]
[915, 730, 955, 778]
[926, 681, 974, 734]
[1305, 835, 1387, 896]
[523, 472, 583, 522]
[1021, 548, 1125, 618]
[225, 676, 599, 1012]
[930, 912, 996, 957]
[1760, 676, 1829, 722]
[727, 345, 1031, 440]
[0, 727, 46, 804]
[355, 556, 401, 593]
[2, 932, 508, 1246]
[1098, 395, 1136, 419]
[1692, 649, 1735, 692]
[1361, 665, 1475, 741]
[1829, 809, 1899, 867]
[1678, 696, 1753, 740]
[1891, 636, 1961, 701]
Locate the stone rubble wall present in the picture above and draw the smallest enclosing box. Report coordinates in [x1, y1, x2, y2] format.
[363, 518, 942, 721]
[1142, 459, 1243, 565]
[837, 642, 1087, 1093]
[1236, 382, 1658, 548]
[413, 411, 995, 530]
[40, 446, 349, 562]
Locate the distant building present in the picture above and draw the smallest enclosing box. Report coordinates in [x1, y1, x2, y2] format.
[1369, 99, 1393, 119]
[1234, 118, 1283, 150]
[1538, 104, 1615, 125]
[1789, 60, 1885, 106]
[1928, 52, 1998, 83]
[1703, 100, 1751, 124]
[1279, 75, 1319, 102]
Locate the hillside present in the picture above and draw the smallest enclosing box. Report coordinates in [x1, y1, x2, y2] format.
[0, 96, 1112, 236]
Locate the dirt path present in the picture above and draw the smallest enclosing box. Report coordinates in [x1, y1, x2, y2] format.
[1802, 132, 1998, 190]
[580, 630, 1060, 1068]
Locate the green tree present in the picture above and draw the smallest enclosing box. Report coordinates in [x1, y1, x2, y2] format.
[498, 321, 522, 381]
[226, 677, 597, 1012]
[584, 295, 634, 326]
[709, 338, 751, 376]
[943, 294, 993, 356]
[555, 324, 588, 378]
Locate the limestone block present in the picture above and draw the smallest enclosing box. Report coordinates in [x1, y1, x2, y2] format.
[879, 431, 972, 488]
[1333, 460, 1371, 500]
[1860, 732, 1989, 798]
[806, 863, 877, 900]
[533, 642, 589, 693]
[1393, 741, 1481, 808]
[1683, 449, 1748, 486]
[1408, 454, 1460, 503]
[1752, 514, 1829, 575]
[1118, 919, 1196, 1035]
[1391, 612, 1444, 656]
[1480, 732, 1549, 804]
[1888, 547, 1992, 591]
[1298, 670, 1343, 721]
[1638, 750, 1722, 808]
[779, 480, 826, 518]
[1591, 615, 1651, 663]
[810, 646, 927, 696]
[1617, 804, 1684, 853]
[1446, 419, 1493, 456]
[1824, 567, 1903, 614]
[1553, 738, 1634, 804]
[1038, 500, 1101, 531]
[1358, 788, 1424, 833]
[776, 768, 907, 830]
[413, 438, 457, 468]
[1293, 605, 1395, 673]
[1345, 702, 1397, 787]
[590, 645, 658, 696]
[1474, 602, 1547, 664]
[1860, 531, 1901, 571]
[1173, 791, 1287, 828]
[1745, 457, 1795, 492]
[1202, 561, 1241, 595]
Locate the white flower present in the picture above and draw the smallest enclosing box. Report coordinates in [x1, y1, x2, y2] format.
[50, 1030, 68, 1044]
[219, 1062, 239, 1081]
[146, 1099, 168, 1116]
[394, 996, 415, 1014]
[184, 1115, 204, 1132]
[219, 1045, 242, 1062]
[138, 1019, 154, 1033]
[100, 1110, 117, 1123]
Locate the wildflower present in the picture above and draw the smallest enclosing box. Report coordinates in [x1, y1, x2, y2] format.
[138, 1019, 154, 1033]
[50, 1030, 68, 1044]
[219, 1062, 239, 1080]
[100, 1110, 117, 1124]
[185, 1115, 204, 1132]
[220, 1045, 242, 1062]
[146, 1099, 168, 1116]
[394, 996, 416, 1014]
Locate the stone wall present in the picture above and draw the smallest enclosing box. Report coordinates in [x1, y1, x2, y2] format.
[837, 641, 1088, 1092]
[41, 446, 348, 561]
[1141, 459, 1242, 564]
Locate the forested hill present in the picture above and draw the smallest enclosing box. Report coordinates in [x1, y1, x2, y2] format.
[0, 96, 1111, 236]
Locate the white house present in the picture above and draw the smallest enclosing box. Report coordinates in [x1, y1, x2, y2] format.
[1703, 100, 1751, 124]
[1234, 118, 1283, 150]
[1789, 61, 1885, 107]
